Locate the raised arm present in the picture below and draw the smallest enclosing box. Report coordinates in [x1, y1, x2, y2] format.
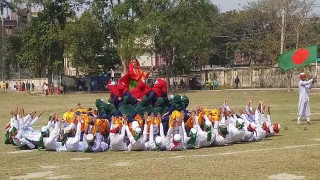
[143, 123, 148, 142]
[157, 113, 165, 138]
[30, 111, 45, 126]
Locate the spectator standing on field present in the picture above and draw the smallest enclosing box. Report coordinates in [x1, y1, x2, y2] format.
[49, 83, 54, 94]
[62, 82, 66, 94]
[26, 81, 30, 91]
[44, 83, 49, 96]
[57, 83, 61, 95]
[235, 76, 240, 89]
[213, 78, 218, 90]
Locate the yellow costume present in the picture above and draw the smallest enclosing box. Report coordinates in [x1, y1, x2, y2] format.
[169, 110, 182, 129]
[147, 116, 160, 134]
[62, 111, 75, 124]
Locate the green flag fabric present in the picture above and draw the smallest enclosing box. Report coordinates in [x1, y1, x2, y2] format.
[278, 45, 318, 71]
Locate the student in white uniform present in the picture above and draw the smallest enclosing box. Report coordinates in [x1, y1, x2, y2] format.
[145, 113, 166, 151]
[57, 119, 86, 152]
[194, 112, 215, 148]
[124, 116, 148, 151]
[165, 111, 185, 151]
[109, 116, 127, 151]
[13, 110, 48, 149]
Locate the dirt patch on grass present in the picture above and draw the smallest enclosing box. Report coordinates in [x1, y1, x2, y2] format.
[41, 166, 59, 169]
[111, 162, 131, 167]
[47, 175, 71, 179]
[268, 173, 305, 180]
[7, 150, 35, 154]
[10, 171, 53, 179]
[71, 157, 91, 161]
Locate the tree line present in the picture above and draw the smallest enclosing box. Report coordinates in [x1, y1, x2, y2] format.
[1, 0, 319, 82]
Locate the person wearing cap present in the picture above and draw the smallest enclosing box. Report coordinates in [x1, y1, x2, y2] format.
[4, 110, 17, 144]
[194, 112, 216, 147]
[124, 115, 148, 151]
[212, 110, 229, 146]
[57, 115, 87, 152]
[38, 118, 63, 151]
[145, 113, 166, 151]
[241, 122, 256, 142]
[13, 109, 50, 149]
[297, 72, 316, 125]
[228, 118, 246, 143]
[165, 112, 185, 151]
[251, 121, 266, 141]
[109, 116, 128, 151]
[83, 118, 108, 153]
[262, 106, 281, 137]
[212, 120, 230, 146]
[43, 122, 61, 150]
[181, 111, 200, 149]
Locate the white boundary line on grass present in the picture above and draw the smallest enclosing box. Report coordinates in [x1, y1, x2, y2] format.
[187, 143, 320, 158]
[3, 143, 320, 171]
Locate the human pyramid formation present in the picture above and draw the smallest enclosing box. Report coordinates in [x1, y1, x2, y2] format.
[4, 95, 280, 152]
[4, 59, 280, 152]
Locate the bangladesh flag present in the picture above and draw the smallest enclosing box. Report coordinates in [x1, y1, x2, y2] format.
[278, 45, 318, 71]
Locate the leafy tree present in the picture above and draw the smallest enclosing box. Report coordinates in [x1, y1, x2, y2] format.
[3, 33, 22, 78]
[63, 12, 120, 76]
[11, 0, 74, 81]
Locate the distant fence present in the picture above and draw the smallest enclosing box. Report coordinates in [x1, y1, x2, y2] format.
[202, 66, 317, 88]
[3, 65, 318, 91]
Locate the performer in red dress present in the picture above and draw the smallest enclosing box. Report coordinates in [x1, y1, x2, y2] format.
[119, 59, 156, 90]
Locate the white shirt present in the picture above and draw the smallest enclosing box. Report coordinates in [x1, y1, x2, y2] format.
[126, 124, 148, 151]
[109, 126, 127, 151]
[299, 79, 314, 101]
[165, 126, 185, 151]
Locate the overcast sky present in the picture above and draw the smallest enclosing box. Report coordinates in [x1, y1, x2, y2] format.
[211, 0, 320, 13]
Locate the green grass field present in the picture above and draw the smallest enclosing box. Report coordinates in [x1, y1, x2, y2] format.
[1, 90, 320, 180]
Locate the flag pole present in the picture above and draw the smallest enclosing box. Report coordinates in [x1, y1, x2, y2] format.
[315, 60, 318, 85]
[316, 44, 319, 85]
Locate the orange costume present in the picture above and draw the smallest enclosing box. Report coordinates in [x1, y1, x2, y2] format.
[185, 108, 219, 130]
[92, 119, 109, 135]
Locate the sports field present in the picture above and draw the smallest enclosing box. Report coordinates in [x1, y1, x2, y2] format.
[1, 90, 320, 180]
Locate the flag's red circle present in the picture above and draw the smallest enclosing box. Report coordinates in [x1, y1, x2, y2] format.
[292, 48, 310, 65]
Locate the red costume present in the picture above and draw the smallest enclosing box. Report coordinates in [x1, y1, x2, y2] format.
[152, 78, 167, 97]
[119, 59, 154, 90]
[130, 81, 152, 100]
[57, 84, 61, 95]
[49, 83, 54, 94]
